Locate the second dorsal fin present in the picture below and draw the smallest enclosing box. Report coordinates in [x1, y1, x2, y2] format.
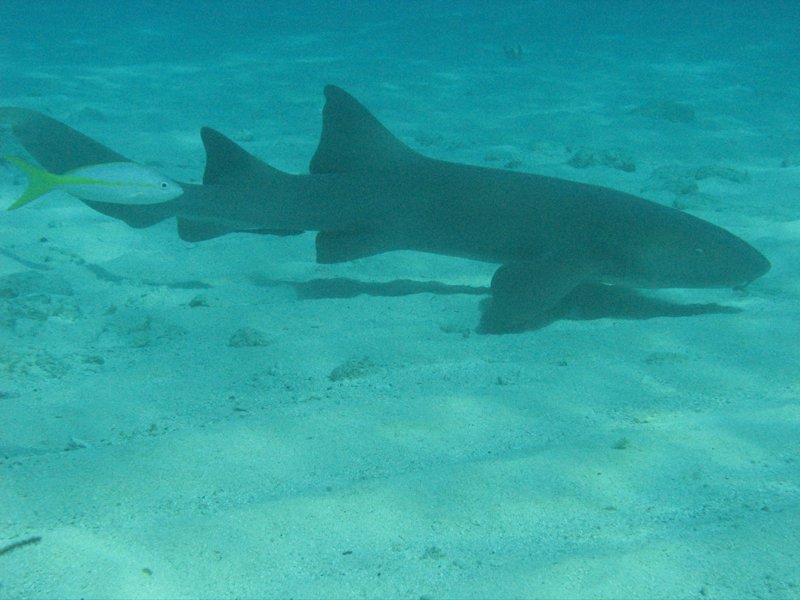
[201, 127, 283, 185]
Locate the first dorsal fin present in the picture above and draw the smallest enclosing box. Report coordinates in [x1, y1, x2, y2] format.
[309, 85, 419, 174]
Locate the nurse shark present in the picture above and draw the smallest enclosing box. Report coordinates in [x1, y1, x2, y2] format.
[1, 86, 770, 332]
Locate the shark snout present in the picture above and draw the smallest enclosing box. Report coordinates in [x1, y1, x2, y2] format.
[633, 219, 772, 289]
[736, 246, 771, 287]
[709, 232, 771, 288]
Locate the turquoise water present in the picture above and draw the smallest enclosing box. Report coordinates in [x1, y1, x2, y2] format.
[1, 2, 798, 598]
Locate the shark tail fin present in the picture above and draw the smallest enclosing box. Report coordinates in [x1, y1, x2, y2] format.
[81, 197, 183, 228]
[2, 108, 179, 226]
[0, 107, 128, 173]
[4, 156, 62, 210]
[309, 85, 419, 174]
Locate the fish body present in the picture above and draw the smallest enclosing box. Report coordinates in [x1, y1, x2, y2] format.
[4, 156, 183, 209]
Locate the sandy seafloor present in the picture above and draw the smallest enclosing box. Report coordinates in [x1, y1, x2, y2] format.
[0, 1, 798, 598]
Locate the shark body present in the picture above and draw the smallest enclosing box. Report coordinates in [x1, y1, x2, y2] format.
[1, 86, 770, 331]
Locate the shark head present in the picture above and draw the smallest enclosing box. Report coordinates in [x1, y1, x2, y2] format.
[612, 208, 771, 289]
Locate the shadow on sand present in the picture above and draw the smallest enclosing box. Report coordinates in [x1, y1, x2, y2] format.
[252, 276, 740, 334]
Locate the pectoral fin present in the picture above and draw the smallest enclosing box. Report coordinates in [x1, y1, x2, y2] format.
[480, 257, 593, 333]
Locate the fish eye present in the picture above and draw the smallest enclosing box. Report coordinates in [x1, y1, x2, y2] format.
[160, 181, 169, 189]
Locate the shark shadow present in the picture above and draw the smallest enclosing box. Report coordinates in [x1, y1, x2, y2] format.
[253, 275, 739, 332]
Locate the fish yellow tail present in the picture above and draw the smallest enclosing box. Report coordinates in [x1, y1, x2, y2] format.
[4, 156, 62, 210]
